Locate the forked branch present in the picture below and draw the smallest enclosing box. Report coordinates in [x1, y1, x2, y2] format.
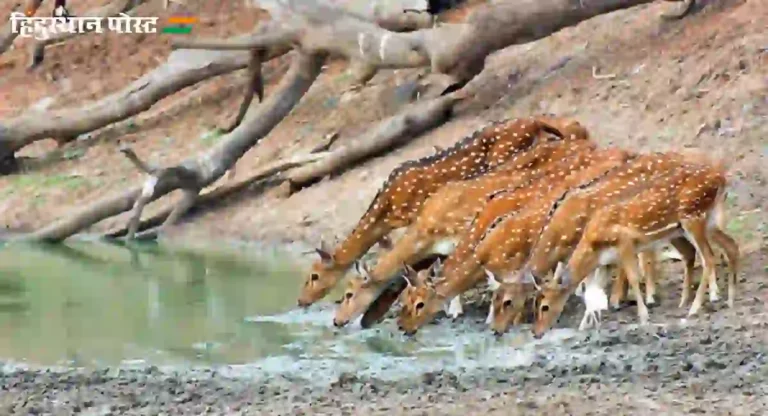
[18, 51, 326, 242]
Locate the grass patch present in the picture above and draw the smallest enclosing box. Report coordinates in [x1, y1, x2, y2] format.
[2, 174, 90, 197]
[199, 128, 225, 145]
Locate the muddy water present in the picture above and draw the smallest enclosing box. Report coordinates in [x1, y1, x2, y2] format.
[0, 240, 580, 384]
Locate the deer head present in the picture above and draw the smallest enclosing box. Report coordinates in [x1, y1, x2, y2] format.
[331, 259, 379, 327]
[487, 268, 536, 335]
[298, 239, 345, 307]
[396, 260, 443, 335]
[531, 240, 601, 339]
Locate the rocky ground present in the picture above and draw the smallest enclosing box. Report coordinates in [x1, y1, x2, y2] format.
[1, 250, 766, 415]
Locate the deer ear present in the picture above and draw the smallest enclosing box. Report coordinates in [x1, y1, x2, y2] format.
[401, 263, 414, 287]
[355, 260, 371, 281]
[378, 235, 394, 250]
[429, 257, 443, 278]
[316, 239, 334, 264]
[521, 268, 541, 291]
[484, 268, 501, 291]
[315, 248, 333, 264]
[402, 262, 417, 277]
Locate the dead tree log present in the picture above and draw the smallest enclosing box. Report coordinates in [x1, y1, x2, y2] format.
[175, 0, 695, 91]
[12, 0, 698, 242]
[26, 0, 151, 69]
[221, 48, 266, 133]
[103, 151, 331, 240]
[0, 23, 293, 175]
[18, 51, 326, 242]
[101, 91, 467, 240]
[0, 49, 248, 174]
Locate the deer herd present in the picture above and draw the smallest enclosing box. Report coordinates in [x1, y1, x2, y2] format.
[297, 115, 740, 339]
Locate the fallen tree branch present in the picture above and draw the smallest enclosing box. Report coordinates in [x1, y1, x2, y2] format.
[0, 49, 248, 175]
[19, 51, 326, 242]
[104, 151, 330, 239]
[0, 23, 294, 175]
[9, 0, 699, 241]
[287, 90, 468, 187]
[221, 48, 265, 133]
[174, 0, 695, 99]
[26, 0, 151, 69]
[102, 89, 470, 240]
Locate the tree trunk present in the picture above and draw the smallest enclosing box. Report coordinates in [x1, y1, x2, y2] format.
[9, 0, 697, 242]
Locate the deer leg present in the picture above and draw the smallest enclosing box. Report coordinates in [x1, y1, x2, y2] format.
[594, 310, 603, 329]
[618, 240, 650, 325]
[446, 296, 463, 319]
[710, 228, 740, 308]
[639, 250, 659, 307]
[682, 218, 718, 316]
[579, 311, 590, 331]
[610, 267, 628, 310]
[670, 237, 697, 308]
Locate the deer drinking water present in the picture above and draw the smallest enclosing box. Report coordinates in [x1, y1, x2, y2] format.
[395, 147, 635, 335]
[486, 152, 708, 335]
[530, 159, 740, 338]
[331, 136, 599, 327]
[298, 116, 590, 308]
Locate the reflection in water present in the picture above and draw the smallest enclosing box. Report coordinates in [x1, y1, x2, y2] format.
[0, 240, 581, 382]
[0, 240, 303, 367]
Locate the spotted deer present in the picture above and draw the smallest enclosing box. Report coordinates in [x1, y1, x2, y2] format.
[298, 116, 590, 307]
[530, 160, 740, 338]
[486, 153, 702, 334]
[332, 137, 599, 327]
[515, 152, 710, 306]
[396, 147, 635, 335]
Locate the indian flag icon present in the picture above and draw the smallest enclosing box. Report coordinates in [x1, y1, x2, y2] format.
[162, 16, 197, 34]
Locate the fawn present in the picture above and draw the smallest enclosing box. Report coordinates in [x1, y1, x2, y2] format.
[332, 137, 598, 327]
[298, 116, 590, 307]
[530, 159, 739, 338]
[396, 147, 634, 335]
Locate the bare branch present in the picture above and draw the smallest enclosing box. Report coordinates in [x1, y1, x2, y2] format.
[103, 151, 330, 239]
[221, 48, 265, 133]
[172, 27, 300, 52]
[1, 20, 298, 175]
[0, 49, 248, 174]
[119, 143, 156, 174]
[20, 51, 326, 242]
[287, 90, 468, 187]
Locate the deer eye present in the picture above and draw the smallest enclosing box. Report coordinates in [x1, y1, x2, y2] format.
[310, 273, 320, 282]
[415, 301, 425, 310]
[502, 299, 512, 308]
